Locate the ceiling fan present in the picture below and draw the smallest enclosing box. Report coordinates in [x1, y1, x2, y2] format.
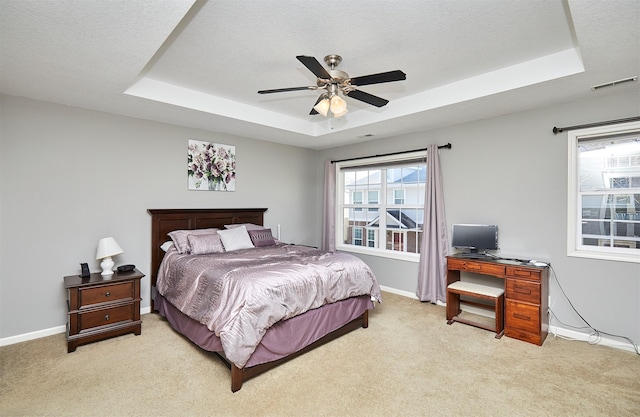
[257, 55, 406, 117]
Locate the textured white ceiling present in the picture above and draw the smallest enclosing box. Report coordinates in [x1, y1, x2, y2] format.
[1, 0, 639, 149]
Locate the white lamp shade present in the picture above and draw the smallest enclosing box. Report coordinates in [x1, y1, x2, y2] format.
[330, 94, 347, 115]
[332, 107, 348, 118]
[313, 98, 330, 117]
[96, 237, 123, 276]
[96, 237, 124, 260]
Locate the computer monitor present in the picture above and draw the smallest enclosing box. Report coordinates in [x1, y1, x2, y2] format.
[451, 224, 498, 254]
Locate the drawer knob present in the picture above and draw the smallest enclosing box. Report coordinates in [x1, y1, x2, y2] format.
[514, 287, 532, 295]
[105, 314, 110, 321]
[105, 292, 111, 297]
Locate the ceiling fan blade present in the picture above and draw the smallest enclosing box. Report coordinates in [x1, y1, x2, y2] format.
[345, 89, 389, 107]
[258, 86, 315, 94]
[309, 96, 324, 115]
[349, 70, 406, 86]
[296, 55, 331, 79]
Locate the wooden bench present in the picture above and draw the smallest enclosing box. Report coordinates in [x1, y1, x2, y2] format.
[446, 281, 505, 338]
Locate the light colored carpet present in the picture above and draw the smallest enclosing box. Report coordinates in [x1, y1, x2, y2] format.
[1, 292, 638, 416]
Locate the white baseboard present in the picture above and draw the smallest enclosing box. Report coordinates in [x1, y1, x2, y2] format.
[548, 325, 638, 354]
[379, 285, 447, 306]
[0, 306, 152, 347]
[0, 324, 67, 347]
[379, 285, 418, 300]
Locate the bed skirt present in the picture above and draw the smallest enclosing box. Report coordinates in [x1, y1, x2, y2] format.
[155, 293, 373, 368]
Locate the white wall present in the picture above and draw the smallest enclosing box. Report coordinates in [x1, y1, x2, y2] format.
[317, 89, 640, 345]
[0, 94, 319, 339]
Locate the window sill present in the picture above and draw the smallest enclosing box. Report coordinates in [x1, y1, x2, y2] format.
[568, 249, 640, 264]
[336, 244, 421, 262]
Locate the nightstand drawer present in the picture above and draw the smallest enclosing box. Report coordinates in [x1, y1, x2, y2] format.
[506, 300, 540, 334]
[506, 279, 540, 303]
[79, 282, 134, 308]
[78, 303, 135, 332]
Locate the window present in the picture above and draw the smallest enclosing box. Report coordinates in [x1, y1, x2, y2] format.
[368, 190, 379, 212]
[367, 229, 377, 248]
[393, 189, 405, 204]
[352, 191, 363, 212]
[568, 121, 640, 263]
[336, 151, 426, 261]
[353, 227, 363, 246]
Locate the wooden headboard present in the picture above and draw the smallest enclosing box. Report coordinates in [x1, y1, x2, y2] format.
[147, 208, 267, 300]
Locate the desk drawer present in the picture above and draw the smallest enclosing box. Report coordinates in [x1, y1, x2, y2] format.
[506, 266, 542, 281]
[79, 282, 134, 308]
[506, 279, 540, 303]
[447, 259, 505, 276]
[506, 300, 540, 334]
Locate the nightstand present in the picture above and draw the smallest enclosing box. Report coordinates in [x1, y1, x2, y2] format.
[64, 269, 144, 353]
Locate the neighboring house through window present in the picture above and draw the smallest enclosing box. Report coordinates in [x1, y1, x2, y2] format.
[567, 121, 640, 263]
[336, 151, 426, 261]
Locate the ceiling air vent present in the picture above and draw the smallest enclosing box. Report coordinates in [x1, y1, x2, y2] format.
[591, 76, 638, 91]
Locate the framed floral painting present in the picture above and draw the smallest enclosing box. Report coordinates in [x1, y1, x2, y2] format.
[187, 140, 236, 191]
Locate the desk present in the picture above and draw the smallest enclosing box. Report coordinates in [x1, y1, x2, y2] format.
[446, 254, 549, 346]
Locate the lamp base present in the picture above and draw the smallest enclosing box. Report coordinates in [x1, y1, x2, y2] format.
[100, 257, 115, 277]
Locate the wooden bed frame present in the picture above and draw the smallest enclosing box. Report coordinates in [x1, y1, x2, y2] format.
[148, 208, 369, 392]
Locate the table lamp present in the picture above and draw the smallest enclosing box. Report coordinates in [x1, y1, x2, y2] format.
[96, 237, 124, 276]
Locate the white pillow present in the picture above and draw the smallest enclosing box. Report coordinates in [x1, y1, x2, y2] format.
[160, 241, 174, 252]
[217, 226, 254, 251]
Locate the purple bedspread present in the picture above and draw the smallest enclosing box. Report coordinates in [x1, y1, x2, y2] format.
[157, 243, 381, 367]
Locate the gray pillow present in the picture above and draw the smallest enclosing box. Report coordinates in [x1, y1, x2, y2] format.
[224, 223, 265, 231]
[187, 233, 225, 255]
[168, 228, 219, 254]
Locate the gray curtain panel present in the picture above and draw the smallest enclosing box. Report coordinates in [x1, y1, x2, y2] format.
[416, 144, 449, 303]
[322, 159, 336, 252]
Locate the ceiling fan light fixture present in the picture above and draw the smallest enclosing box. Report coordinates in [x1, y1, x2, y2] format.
[330, 94, 347, 115]
[313, 97, 330, 117]
[332, 107, 348, 118]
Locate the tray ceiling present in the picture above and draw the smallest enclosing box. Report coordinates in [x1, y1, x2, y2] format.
[1, 0, 638, 149]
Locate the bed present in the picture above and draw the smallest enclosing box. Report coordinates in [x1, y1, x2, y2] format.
[148, 208, 381, 392]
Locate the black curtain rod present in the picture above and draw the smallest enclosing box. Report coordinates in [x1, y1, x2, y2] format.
[331, 143, 452, 164]
[553, 116, 640, 134]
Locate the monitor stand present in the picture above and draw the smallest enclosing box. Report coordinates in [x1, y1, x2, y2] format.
[457, 250, 488, 259]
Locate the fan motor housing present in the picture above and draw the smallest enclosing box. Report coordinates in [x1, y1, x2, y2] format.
[329, 69, 349, 82]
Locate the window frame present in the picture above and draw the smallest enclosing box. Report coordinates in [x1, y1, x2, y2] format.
[335, 151, 426, 262]
[567, 121, 640, 263]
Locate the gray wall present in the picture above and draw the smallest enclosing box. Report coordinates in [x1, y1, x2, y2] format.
[317, 89, 640, 344]
[2, 89, 639, 346]
[0, 94, 319, 338]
